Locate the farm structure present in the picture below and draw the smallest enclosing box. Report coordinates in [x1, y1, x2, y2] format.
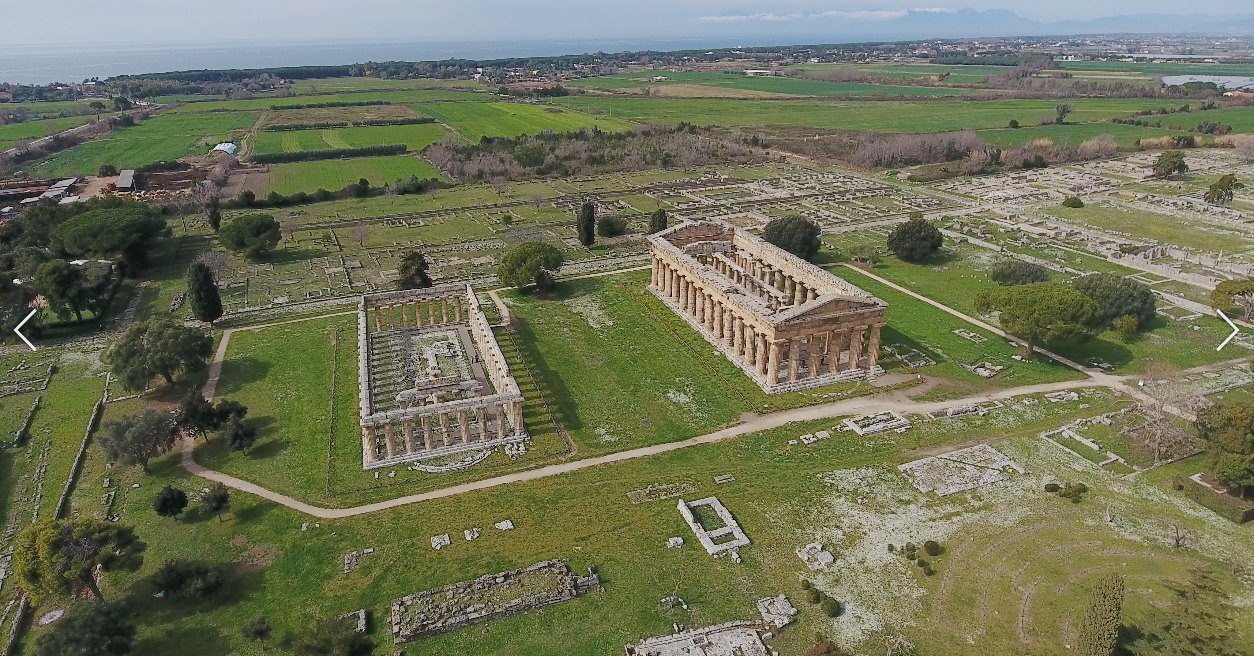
[357, 283, 526, 469]
[649, 221, 887, 393]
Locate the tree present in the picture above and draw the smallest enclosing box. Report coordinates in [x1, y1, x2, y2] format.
[349, 222, 369, 247]
[206, 195, 222, 232]
[243, 616, 273, 650]
[33, 602, 134, 656]
[220, 212, 281, 258]
[576, 200, 596, 247]
[596, 214, 627, 237]
[294, 616, 375, 656]
[1055, 103, 1073, 124]
[35, 259, 90, 321]
[1137, 361, 1201, 465]
[1196, 402, 1253, 498]
[176, 392, 219, 440]
[98, 164, 118, 177]
[89, 100, 107, 120]
[1072, 272, 1156, 329]
[649, 208, 668, 234]
[886, 217, 943, 262]
[1153, 150, 1189, 179]
[225, 412, 257, 452]
[988, 260, 1050, 286]
[51, 206, 168, 270]
[497, 242, 564, 291]
[396, 250, 432, 289]
[1141, 567, 1245, 656]
[975, 282, 1098, 355]
[185, 262, 223, 323]
[152, 560, 224, 599]
[1204, 174, 1243, 207]
[103, 317, 212, 390]
[13, 518, 145, 603]
[238, 190, 256, 207]
[154, 485, 189, 519]
[1077, 574, 1124, 656]
[98, 410, 177, 473]
[1113, 314, 1139, 342]
[1062, 195, 1085, 208]
[1008, 119, 1020, 129]
[1210, 279, 1254, 321]
[762, 216, 822, 262]
[201, 482, 231, 521]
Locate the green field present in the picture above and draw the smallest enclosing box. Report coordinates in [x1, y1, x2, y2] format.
[416, 101, 636, 141]
[0, 115, 99, 150]
[264, 155, 444, 194]
[167, 90, 485, 114]
[786, 62, 1013, 85]
[30, 111, 257, 177]
[554, 97, 1166, 133]
[974, 122, 1182, 147]
[1047, 203, 1252, 253]
[250, 123, 449, 154]
[567, 70, 982, 97]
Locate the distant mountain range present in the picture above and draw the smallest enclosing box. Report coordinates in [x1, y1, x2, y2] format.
[692, 8, 1254, 41]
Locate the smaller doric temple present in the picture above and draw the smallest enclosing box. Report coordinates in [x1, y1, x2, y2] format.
[357, 284, 525, 469]
[649, 221, 887, 393]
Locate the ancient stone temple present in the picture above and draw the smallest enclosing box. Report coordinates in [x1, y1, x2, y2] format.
[649, 221, 887, 393]
[357, 284, 526, 469]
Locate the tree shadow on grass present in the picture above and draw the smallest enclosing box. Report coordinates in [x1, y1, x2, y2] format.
[125, 561, 266, 652]
[1052, 335, 1135, 370]
[132, 623, 230, 656]
[244, 436, 289, 460]
[213, 357, 272, 396]
[511, 312, 582, 434]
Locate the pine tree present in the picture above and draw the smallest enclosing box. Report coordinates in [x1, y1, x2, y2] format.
[576, 200, 596, 247]
[397, 250, 433, 289]
[185, 262, 223, 323]
[1077, 574, 1125, 656]
[649, 208, 668, 234]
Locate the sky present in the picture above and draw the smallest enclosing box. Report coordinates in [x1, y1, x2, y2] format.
[11, 1, 1249, 47]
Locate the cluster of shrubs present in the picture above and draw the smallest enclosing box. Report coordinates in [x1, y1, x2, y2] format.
[806, 634, 853, 656]
[1135, 134, 1197, 149]
[152, 560, 225, 599]
[262, 116, 435, 131]
[267, 99, 389, 110]
[595, 215, 627, 237]
[228, 175, 448, 209]
[1045, 481, 1089, 503]
[1111, 117, 1163, 127]
[1061, 195, 1085, 208]
[1195, 121, 1233, 136]
[800, 580, 844, 617]
[251, 144, 407, 164]
[889, 540, 942, 576]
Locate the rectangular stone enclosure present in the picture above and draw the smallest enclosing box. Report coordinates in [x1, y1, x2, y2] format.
[650, 221, 887, 393]
[357, 283, 526, 469]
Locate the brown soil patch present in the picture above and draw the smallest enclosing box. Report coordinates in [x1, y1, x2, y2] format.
[235, 544, 279, 575]
[229, 534, 247, 548]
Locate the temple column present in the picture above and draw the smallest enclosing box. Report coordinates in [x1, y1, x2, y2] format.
[732, 317, 744, 355]
[402, 419, 416, 453]
[807, 335, 821, 378]
[788, 337, 800, 382]
[455, 296, 464, 322]
[457, 410, 470, 444]
[441, 299, 449, 323]
[421, 415, 433, 450]
[383, 423, 397, 459]
[414, 302, 424, 327]
[849, 327, 865, 371]
[793, 283, 805, 306]
[867, 325, 882, 370]
[757, 333, 770, 375]
[439, 413, 452, 446]
[679, 277, 689, 311]
[496, 405, 508, 440]
[363, 426, 377, 465]
[477, 407, 488, 442]
[785, 278, 795, 302]
[651, 257, 660, 287]
[512, 401, 524, 433]
[713, 302, 724, 336]
[373, 308, 382, 332]
[746, 327, 758, 369]
[428, 301, 436, 325]
[696, 292, 706, 324]
[766, 341, 781, 385]
[400, 303, 409, 328]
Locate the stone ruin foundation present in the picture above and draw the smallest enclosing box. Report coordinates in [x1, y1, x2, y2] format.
[899, 444, 1025, 497]
[677, 497, 750, 557]
[626, 621, 770, 656]
[389, 559, 599, 643]
[357, 283, 526, 469]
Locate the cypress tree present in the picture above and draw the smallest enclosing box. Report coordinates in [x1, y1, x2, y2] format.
[649, 208, 668, 234]
[1077, 574, 1125, 656]
[185, 262, 223, 323]
[207, 196, 222, 232]
[576, 200, 596, 247]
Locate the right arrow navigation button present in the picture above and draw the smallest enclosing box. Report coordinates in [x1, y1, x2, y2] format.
[1216, 310, 1240, 351]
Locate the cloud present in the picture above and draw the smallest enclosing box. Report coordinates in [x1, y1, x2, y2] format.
[697, 7, 957, 23]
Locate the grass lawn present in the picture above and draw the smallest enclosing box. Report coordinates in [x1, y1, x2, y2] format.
[22, 372, 1247, 656]
[415, 101, 635, 141]
[974, 122, 1180, 148]
[264, 156, 444, 195]
[567, 70, 981, 98]
[251, 123, 448, 154]
[1047, 203, 1251, 253]
[30, 111, 257, 177]
[554, 97, 1167, 133]
[0, 115, 100, 150]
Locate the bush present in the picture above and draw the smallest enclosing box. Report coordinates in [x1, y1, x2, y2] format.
[805, 588, 821, 604]
[762, 216, 822, 261]
[820, 598, 843, 617]
[595, 215, 627, 237]
[989, 260, 1050, 286]
[250, 144, 406, 164]
[800, 579, 812, 590]
[1062, 196, 1085, 208]
[220, 213, 281, 258]
[98, 164, 118, 176]
[1178, 478, 1254, 524]
[886, 217, 943, 262]
[915, 558, 929, 569]
[152, 560, 225, 599]
[923, 540, 941, 557]
[1044, 482, 1061, 493]
[1114, 314, 1139, 342]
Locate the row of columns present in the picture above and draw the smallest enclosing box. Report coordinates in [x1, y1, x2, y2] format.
[652, 254, 882, 386]
[371, 296, 465, 333]
[362, 399, 523, 465]
[725, 252, 819, 307]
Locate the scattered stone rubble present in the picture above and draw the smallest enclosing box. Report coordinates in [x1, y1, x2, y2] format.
[626, 621, 770, 656]
[755, 595, 798, 628]
[795, 542, 835, 571]
[390, 559, 599, 643]
[430, 534, 450, 550]
[842, 411, 911, 436]
[899, 444, 1025, 497]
